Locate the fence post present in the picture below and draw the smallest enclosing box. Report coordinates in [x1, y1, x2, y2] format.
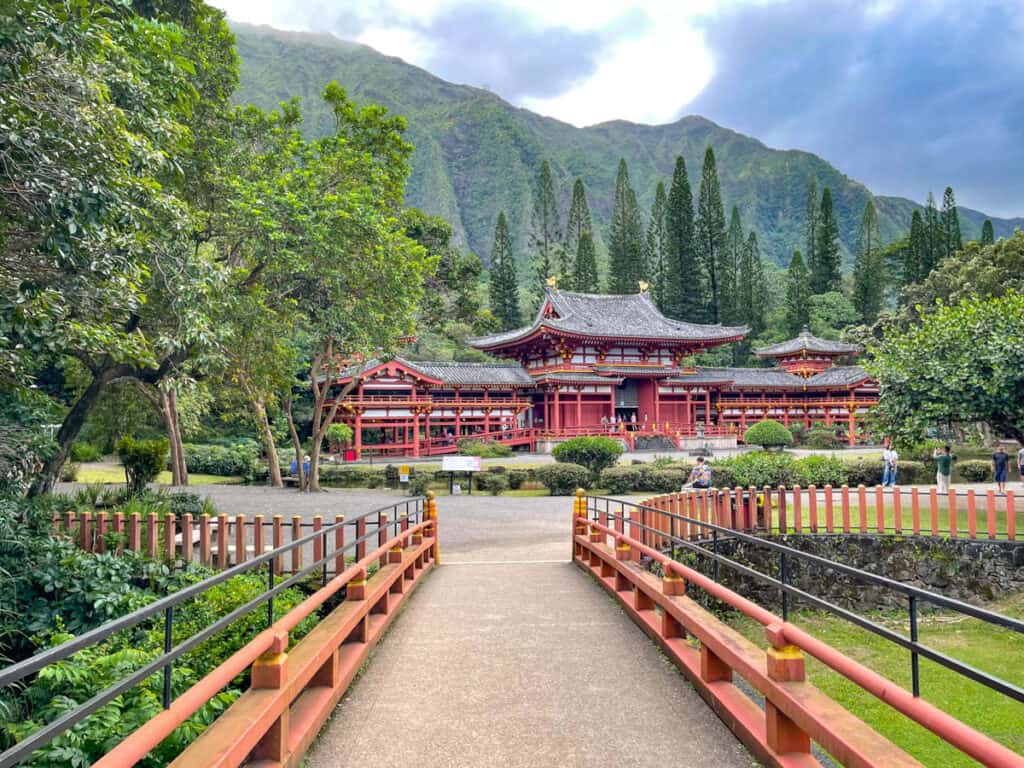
[79, 510, 93, 552]
[875, 485, 885, 533]
[777, 486, 787, 533]
[986, 491, 997, 540]
[129, 512, 142, 553]
[164, 513, 176, 562]
[840, 485, 850, 533]
[1007, 491, 1016, 541]
[857, 485, 868, 533]
[199, 514, 211, 566]
[824, 485, 834, 532]
[762, 486, 772, 533]
[217, 513, 229, 570]
[807, 484, 817, 532]
[273, 515, 284, 575]
[764, 623, 811, 755]
[146, 512, 158, 559]
[792, 485, 803, 533]
[334, 514, 345, 576]
[235, 514, 247, 565]
[747, 486, 757, 532]
[893, 487, 903, 535]
[250, 630, 291, 763]
[910, 488, 920, 535]
[292, 515, 302, 574]
[313, 515, 323, 568]
[377, 512, 389, 569]
[967, 490, 977, 539]
[428, 491, 440, 564]
[929, 488, 939, 536]
[181, 513, 193, 563]
[948, 489, 958, 539]
[356, 515, 367, 562]
[95, 512, 108, 554]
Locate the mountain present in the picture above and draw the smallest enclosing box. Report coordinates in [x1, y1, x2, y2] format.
[231, 22, 1023, 267]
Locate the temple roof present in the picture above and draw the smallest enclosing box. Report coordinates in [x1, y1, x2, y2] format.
[591, 364, 682, 376]
[803, 366, 872, 387]
[666, 365, 870, 390]
[339, 358, 533, 387]
[531, 371, 624, 384]
[469, 288, 749, 349]
[754, 328, 861, 358]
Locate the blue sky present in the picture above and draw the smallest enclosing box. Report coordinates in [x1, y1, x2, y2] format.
[213, 0, 1024, 217]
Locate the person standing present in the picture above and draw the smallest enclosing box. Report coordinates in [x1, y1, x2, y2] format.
[992, 445, 1010, 493]
[933, 445, 955, 493]
[1018, 444, 1024, 487]
[882, 444, 899, 487]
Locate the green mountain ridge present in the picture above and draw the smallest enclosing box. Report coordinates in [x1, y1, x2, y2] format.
[231, 22, 1023, 267]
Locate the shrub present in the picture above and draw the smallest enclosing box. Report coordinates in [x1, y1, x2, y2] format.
[317, 466, 387, 488]
[474, 472, 508, 495]
[384, 464, 400, 488]
[743, 420, 793, 449]
[168, 492, 204, 519]
[600, 465, 645, 494]
[708, 463, 736, 489]
[552, 436, 624, 479]
[69, 442, 102, 462]
[506, 468, 529, 490]
[958, 460, 991, 482]
[59, 462, 80, 482]
[718, 451, 795, 488]
[843, 458, 882, 486]
[643, 468, 688, 494]
[325, 423, 353, 450]
[457, 438, 513, 458]
[116, 437, 168, 496]
[407, 473, 432, 497]
[802, 426, 843, 449]
[182, 442, 259, 477]
[788, 423, 807, 446]
[536, 463, 590, 495]
[791, 455, 848, 487]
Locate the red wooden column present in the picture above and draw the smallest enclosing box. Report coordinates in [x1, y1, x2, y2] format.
[412, 412, 421, 458]
[847, 406, 856, 446]
[354, 412, 362, 459]
[576, 388, 582, 427]
[454, 388, 462, 437]
[654, 382, 661, 424]
[483, 388, 491, 434]
[684, 389, 692, 432]
[704, 390, 711, 428]
[553, 386, 561, 431]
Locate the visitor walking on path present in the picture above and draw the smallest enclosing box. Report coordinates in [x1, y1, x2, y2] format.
[882, 445, 899, 487]
[992, 446, 1010, 493]
[934, 445, 955, 493]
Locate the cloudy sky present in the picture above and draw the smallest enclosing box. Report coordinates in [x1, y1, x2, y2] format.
[211, 0, 1024, 217]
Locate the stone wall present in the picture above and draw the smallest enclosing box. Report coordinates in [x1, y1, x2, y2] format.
[683, 534, 1024, 613]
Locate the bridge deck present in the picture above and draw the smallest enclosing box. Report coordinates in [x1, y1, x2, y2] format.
[305, 496, 754, 767]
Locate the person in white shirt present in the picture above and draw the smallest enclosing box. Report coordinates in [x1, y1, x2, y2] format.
[882, 446, 899, 487]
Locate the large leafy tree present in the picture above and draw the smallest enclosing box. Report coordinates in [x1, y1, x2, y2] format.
[694, 147, 727, 322]
[663, 155, 700, 320]
[529, 159, 563, 293]
[812, 187, 841, 294]
[869, 293, 1024, 443]
[852, 199, 884, 323]
[489, 211, 521, 330]
[607, 159, 644, 294]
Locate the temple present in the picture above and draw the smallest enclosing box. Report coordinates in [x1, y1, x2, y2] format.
[331, 288, 878, 458]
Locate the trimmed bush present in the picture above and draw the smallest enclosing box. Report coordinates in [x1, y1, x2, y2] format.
[536, 463, 590, 495]
[743, 420, 793, 449]
[317, 466, 388, 488]
[718, 451, 795, 488]
[182, 442, 259, 476]
[59, 462, 80, 482]
[457, 438, 513, 458]
[958, 460, 991, 483]
[709, 463, 736, 490]
[843, 458, 882, 486]
[168, 492, 204, 519]
[407, 473, 432, 497]
[506, 469, 528, 490]
[552, 436, 624, 479]
[802, 427, 843, 449]
[474, 472, 508, 495]
[600, 465, 645, 494]
[643, 468, 688, 494]
[70, 442, 103, 462]
[791, 455, 848, 487]
[115, 437, 168, 496]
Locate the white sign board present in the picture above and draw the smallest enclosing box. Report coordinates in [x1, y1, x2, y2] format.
[442, 456, 482, 472]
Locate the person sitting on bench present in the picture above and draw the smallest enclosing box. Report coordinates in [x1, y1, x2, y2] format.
[684, 457, 712, 489]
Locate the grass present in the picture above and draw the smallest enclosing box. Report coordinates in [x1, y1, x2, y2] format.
[728, 593, 1024, 766]
[75, 466, 242, 485]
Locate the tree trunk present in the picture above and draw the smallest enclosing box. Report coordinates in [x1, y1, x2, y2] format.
[284, 397, 306, 491]
[166, 388, 188, 486]
[254, 397, 283, 487]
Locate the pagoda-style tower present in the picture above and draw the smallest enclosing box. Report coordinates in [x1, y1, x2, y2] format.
[754, 327, 861, 378]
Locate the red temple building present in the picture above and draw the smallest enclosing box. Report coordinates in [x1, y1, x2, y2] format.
[331, 288, 878, 458]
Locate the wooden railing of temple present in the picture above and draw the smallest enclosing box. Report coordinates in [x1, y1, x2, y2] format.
[573, 492, 1024, 768]
[623, 485, 1018, 545]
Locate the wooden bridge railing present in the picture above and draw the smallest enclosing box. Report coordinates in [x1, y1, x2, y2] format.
[631, 484, 1018, 543]
[574, 492, 1024, 768]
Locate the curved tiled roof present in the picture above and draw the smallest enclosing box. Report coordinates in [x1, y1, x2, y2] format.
[666, 367, 807, 388]
[531, 372, 623, 384]
[406, 360, 534, 386]
[754, 328, 861, 357]
[591, 364, 682, 376]
[803, 366, 872, 387]
[469, 288, 749, 348]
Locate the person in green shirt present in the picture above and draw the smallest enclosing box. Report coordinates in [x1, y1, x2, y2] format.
[933, 444, 955, 492]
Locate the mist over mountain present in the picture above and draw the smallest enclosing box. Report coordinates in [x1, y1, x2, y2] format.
[232, 22, 1023, 267]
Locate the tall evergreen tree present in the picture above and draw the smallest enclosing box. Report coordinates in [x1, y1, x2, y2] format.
[663, 155, 700, 319]
[852, 200, 884, 323]
[565, 177, 593, 248]
[940, 185, 962, 259]
[574, 231, 599, 294]
[718, 205, 743, 324]
[904, 209, 926, 284]
[738, 230, 765, 335]
[804, 176, 819, 287]
[645, 181, 668, 306]
[694, 147, 727, 322]
[981, 218, 995, 245]
[922, 191, 941, 276]
[528, 159, 563, 293]
[489, 211, 521, 331]
[608, 158, 644, 293]
[785, 250, 811, 335]
[812, 187, 841, 293]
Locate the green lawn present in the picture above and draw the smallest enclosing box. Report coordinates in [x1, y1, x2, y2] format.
[76, 466, 242, 485]
[728, 592, 1024, 766]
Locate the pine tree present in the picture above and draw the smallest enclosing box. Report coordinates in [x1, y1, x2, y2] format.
[738, 230, 765, 335]
[922, 191, 941, 276]
[852, 200, 883, 323]
[528, 159, 563, 293]
[489, 211, 521, 331]
[565, 177, 593, 248]
[905, 209, 925, 284]
[812, 187, 841, 293]
[663, 155, 700, 320]
[645, 181, 668, 306]
[940, 185, 962, 259]
[694, 147, 727, 322]
[981, 218, 995, 245]
[608, 158, 644, 293]
[718, 205, 743, 324]
[785, 250, 811, 335]
[804, 176, 819, 286]
[574, 231, 599, 294]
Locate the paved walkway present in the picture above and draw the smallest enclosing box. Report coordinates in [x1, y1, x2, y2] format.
[304, 495, 755, 768]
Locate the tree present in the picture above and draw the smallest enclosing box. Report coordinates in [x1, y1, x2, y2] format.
[812, 188, 841, 294]
[574, 232, 600, 294]
[694, 147, 728, 321]
[804, 176, 820, 288]
[868, 292, 1024, 443]
[904, 210, 926, 285]
[565, 178, 593, 252]
[785, 251, 811, 335]
[529, 159, 563, 292]
[808, 292, 859, 338]
[922, 191, 942, 276]
[663, 155, 700, 319]
[719, 206, 743, 324]
[852, 200, 884, 323]
[489, 211, 521, 330]
[981, 219, 995, 245]
[737, 231, 766, 335]
[608, 159, 644, 294]
[940, 186, 963, 259]
[645, 182, 669, 305]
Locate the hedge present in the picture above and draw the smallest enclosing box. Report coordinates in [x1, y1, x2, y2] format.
[457, 438, 512, 458]
[958, 460, 991, 482]
[182, 442, 259, 477]
[743, 420, 793, 448]
[552, 436, 624, 479]
[473, 472, 509, 495]
[536, 463, 590, 495]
